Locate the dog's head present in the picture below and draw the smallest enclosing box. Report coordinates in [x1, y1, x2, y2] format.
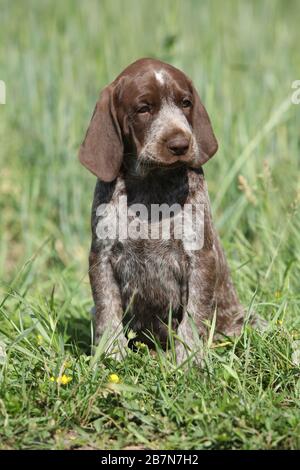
[79, 58, 218, 181]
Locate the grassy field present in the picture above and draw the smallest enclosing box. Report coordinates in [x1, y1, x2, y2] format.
[0, 0, 300, 450]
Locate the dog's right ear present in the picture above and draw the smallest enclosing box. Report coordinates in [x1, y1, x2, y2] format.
[79, 86, 123, 182]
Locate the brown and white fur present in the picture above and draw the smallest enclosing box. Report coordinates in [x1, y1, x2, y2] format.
[79, 58, 252, 363]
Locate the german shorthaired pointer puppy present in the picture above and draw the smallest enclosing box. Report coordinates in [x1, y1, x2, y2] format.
[79, 58, 249, 363]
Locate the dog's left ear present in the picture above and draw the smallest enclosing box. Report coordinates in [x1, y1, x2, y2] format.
[192, 86, 218, 165]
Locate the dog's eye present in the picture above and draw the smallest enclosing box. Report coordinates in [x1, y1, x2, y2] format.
[137, 104, 151, 114]
[182, 99, 192, 108]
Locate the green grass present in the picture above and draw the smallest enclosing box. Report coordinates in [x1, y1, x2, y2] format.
[0, 0, 300, 449]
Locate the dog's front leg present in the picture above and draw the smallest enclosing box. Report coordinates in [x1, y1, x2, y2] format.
[89, 250, 127, 359]
[176, 249, 217, 365]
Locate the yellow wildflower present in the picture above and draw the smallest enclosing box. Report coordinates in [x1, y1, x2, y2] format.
[108, 373, 120, 384]
[135, 341, 147, 349]
[275, 291, 282, 299]
[50, 374, 72, 385]
[36, 334, 43, 345]
[59, 374, 72, 385]
[276, 319, 283, 326]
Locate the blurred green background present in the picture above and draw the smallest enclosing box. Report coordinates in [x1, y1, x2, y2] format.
[0, 0, 300, 450]
[0, 0, 299, 331]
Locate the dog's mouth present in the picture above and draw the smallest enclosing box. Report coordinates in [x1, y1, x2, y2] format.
[123, 150, 200, 179]
[135, 158, 186, 177]
[140, 158, 184, 170]
[138, 152, 202, 173]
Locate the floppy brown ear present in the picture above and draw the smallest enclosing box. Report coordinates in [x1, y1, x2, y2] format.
[192, 87, 218, 165]
[79, 86, 123, 182]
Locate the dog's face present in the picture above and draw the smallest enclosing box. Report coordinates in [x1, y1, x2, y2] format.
[79, 58, 218, 181]
[117, 65, 199, 172]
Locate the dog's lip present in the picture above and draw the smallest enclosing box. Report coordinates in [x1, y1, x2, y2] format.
[139, 157, 192, 170]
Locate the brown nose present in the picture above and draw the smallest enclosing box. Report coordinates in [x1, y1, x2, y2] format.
[167, 135, 190, 156]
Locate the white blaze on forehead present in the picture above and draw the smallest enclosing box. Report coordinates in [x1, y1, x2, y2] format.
[154, 70, 165, 85]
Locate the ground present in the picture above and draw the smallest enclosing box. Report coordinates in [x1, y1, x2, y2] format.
[0, 0, 300, 450]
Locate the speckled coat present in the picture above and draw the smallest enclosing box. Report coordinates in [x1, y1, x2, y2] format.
[80, 59, 249, 363]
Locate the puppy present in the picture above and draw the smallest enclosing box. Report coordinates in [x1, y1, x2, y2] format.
[79, 58, 248, 363]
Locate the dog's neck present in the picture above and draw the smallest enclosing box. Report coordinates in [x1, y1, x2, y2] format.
[122, 163, 202, 208]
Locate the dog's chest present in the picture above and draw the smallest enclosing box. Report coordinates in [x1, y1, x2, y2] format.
[92, 169, 204, 334]
[111, 235, 188, 315]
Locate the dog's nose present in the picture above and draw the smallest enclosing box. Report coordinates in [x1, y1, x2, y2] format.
[167, 135, 190, 156]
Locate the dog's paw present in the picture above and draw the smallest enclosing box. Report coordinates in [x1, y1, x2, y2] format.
[249, 313, 269, 333]
[94, 330, 129, 362]
[107, 339, 129, 361]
